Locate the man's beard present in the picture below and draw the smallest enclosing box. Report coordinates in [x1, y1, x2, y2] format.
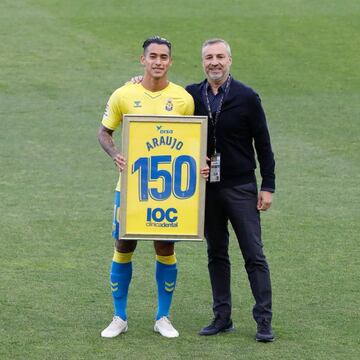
[207, 70, 227, 82]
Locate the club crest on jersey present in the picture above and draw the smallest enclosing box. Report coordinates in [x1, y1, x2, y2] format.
[134, 100, 142, 108]
[165, 98, 173, 111]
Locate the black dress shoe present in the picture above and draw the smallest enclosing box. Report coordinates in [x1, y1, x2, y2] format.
[255, 322, 274, 342]
[199, 318, 234, 336]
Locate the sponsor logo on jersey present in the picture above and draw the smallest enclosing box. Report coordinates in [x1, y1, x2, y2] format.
[134, 100, 142, 108]
[165, 98, 173, 111]
[146, 207, 179, 228]
[155, 125, 173, 134]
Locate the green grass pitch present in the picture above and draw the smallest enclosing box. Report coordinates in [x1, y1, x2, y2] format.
[0, 0, 359, 359]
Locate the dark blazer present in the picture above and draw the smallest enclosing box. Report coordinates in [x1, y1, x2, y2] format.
[186, 78, 275, 191]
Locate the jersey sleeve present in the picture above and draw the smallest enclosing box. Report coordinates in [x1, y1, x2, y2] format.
[101, 89, 123, 130]
[184, 92, 195, 115]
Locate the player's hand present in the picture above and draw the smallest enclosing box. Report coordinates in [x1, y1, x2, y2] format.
[112, 153, 126, 171]
[200, 157, 210, 180]
[126, 75, 143, 84]
[257, 191, 272, 211]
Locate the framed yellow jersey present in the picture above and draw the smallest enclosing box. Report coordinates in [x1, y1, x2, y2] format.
[119, 115, 207, 241]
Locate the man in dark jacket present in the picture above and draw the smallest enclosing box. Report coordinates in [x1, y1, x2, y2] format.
[186, 38, 275, 342]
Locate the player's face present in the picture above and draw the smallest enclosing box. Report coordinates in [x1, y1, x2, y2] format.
[141, 44, 172, 80]
[202, 42, 232, 83]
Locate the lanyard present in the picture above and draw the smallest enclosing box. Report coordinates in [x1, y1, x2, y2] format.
[203, 75, 232, 153]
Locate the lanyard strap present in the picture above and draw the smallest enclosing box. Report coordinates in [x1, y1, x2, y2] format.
[203, 75, 232, 153]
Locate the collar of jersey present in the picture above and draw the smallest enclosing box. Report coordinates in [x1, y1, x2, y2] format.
[140, 82, 171, 99]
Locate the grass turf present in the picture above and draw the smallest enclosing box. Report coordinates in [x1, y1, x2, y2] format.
[0, 0, 359, 359]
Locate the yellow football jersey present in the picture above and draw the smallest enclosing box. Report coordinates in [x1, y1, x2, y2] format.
[101, 82, 194, 190]
[102, 82, 194, 130]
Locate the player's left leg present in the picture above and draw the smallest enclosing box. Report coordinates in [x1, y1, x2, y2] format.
[153, 241, 179, 338]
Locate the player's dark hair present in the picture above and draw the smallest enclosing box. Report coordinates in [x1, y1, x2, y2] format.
[142, 36, 172, 55]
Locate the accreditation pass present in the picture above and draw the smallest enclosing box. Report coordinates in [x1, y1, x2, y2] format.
[210, 153, 221, 183]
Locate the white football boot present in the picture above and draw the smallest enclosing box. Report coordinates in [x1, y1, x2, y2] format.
[101, 316, 128, 338]
[154, 316, 179, 338]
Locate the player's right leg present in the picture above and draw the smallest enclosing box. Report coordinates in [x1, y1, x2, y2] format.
[101, 191, 137, 338]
